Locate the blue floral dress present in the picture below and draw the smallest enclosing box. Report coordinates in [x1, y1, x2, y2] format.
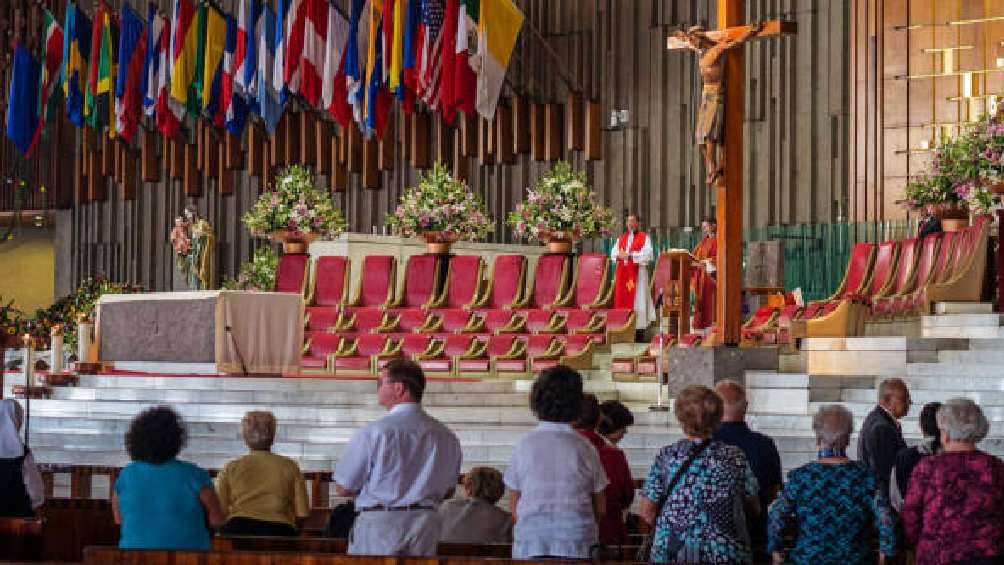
[766, 461, 897, 564]
[642, 439, 758, 564]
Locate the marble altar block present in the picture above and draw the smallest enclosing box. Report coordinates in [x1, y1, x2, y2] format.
[308, 234, 551, 303]
[97, 291, 304, 374]
[665, 346, 779, 397]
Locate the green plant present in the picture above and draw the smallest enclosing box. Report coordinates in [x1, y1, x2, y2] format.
[242, 165, 348, 238]
[507, 161, 616, 240]
[385, 163, 493, 240]
[223, 247, 279, 291]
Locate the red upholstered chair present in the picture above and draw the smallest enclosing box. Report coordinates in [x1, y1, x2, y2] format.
[275, 254, 310, 294]
[631, 333, 677, 377]
[873, 234, 940, 317]
[557, 253, 611, 309]
[824, 242, 876, 301]
[863, 241, 900, 300]
[604, 309, 636, 344]
[897, 232, 956, 316]
[485, 334, 526, 374]
[483, 310, 527, 334]
[301, 333, 341, 372]
[348, 255, 397, 308]
[679, 334, 703, 348]
[334, 335, 399, 373]
[521, 254, 571, 309]
[305, 256, 350, 332]
[376, 334, 442, 370]
[393, 254, 444, 309]
[442, 255, 485, 309]
[419, 334, 486, 375]
[870, 238, 918, 315]
[922, 225, 991, 312]
[334, 307, 398, 333]
[305, 308, 341, 332]
[457, 336, 496, 374]
[740, 306, 779, 346]
[440, 309, 485, 333]
[473, 255, 527, 310]
[396, 309, 442, 333]
[763, 305, 803, 345]
[555, 334, 596, 370]
[525, 336, 566, 374]
[525, 310, 566, 334]
[565, 310, 605, 335]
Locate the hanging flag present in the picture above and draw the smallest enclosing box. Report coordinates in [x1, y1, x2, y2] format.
[143, 9, 183, 137]
[169, 0, 201, 112]
[234, 0, 260, 97]
[202, 5, 227, 126]
[115, 4, 146, 141]
[415, 0, 444, 107]
[223, 14, 248, 135]
[436, 0, 459, 119]
[6, 45, 41, 156]
[63, 3, 91, 127]
[401, 0, 420, 93]
[35, 9, 65, 145]
[344, 0, 368, 128]
[381, 0, 394, 82]
[451, 0, 477, 116]
[388, 0, 404, 92]
[85, 2, 115, 130]
[141, 3, 160, 114]
[282, 0, 305, 96]
[365, 8, 392, 138]
[322, 3, 351, 125]
[274, 0, 298, 101]
[475, 0, 521, 119]
[256, 4, 284, 132]
[299, 0, 334, 107]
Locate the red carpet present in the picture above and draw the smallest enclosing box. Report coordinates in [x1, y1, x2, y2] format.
[5, 368, 481, 382]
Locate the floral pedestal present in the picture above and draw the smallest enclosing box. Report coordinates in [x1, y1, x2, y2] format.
[540, 230, 579, 254]
[422, 231, 459, 255]
[269, 230, 317, 254]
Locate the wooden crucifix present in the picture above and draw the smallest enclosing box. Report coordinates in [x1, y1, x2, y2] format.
[668, 2, 796, 346]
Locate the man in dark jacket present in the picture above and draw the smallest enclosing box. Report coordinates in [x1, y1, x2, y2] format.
[858, 378, 911, 498]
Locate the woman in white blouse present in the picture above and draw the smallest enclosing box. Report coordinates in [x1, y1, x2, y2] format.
[504, 366, 608, 559]
[0, 399, 45, 516]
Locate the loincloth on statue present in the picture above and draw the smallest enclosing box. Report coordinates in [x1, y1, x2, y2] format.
[695, 90, 724, 143]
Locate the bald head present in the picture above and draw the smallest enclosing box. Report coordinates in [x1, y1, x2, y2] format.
[715, 380, 747, 423]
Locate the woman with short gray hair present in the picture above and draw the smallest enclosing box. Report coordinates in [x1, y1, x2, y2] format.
[903, 398, 1004, 564]
[215, 411, 309, 536]
[768, 405, 897, 564]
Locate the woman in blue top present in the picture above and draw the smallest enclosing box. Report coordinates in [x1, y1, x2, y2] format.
[113, 406, 225, 550]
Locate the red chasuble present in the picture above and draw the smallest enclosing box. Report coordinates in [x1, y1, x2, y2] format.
[613, 231, 647, 309]
[691, 235, 718, 330]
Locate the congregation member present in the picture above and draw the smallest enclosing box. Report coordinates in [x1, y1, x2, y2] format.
[858, 377, 911, 496]
[889, 401, 942, 511]
[902, 398, 1004, 564]
[917, 203, 943, 238]
[215, 411, 309, 536]
[768, 405, 897, 563]
[334, 359, 462, 556]
[713, 380, 782, 560]
[438, 467, 512, 544]
[113, 406, 225, 550]
[598, 399, 635, 445]
[0, 399, 43, 517]
[504, 365, 608, 559]
[639, 385, 759, 564]
[610, 214, 656, 342]
[574, 394, 634, 546]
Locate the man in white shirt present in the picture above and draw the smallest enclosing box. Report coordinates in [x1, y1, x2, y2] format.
[610, 214, 656, 341]
[334, 359, 463, 556]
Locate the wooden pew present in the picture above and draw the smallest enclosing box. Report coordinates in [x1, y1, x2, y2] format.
[0, 516, 43, 561]
[39, 498, 119, 562]
[85, 548, 589, 564]
[213, 537, 512, 558]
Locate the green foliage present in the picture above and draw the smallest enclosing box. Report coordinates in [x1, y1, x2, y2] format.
[223, 247, 279, 292]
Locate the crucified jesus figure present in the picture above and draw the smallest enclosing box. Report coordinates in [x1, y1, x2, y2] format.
[675, 23, 763, 186]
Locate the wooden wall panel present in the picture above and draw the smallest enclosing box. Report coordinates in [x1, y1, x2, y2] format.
[44, 0, 853, 296]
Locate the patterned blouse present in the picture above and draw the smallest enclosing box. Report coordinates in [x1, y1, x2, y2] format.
[901, 451, 1004, 564]
[641, 439, 758, 564]
[766, 461, 897, 564]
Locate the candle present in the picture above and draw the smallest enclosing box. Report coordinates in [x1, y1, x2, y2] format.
[50, 325, 64, 373]
[77, 315, 94, 365]
[22, 333, 33, 390]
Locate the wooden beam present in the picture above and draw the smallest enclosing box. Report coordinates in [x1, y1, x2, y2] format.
[141, 129, 160, 182]
[247, 124, 263, 177]
[100, 134, 114, 176]
[584, 100, 603, 160]
[434, 117, 452, 166]
[224, 132, 241, 170]
[183, 142, 201, 197]
[315, 120, 332, 174]
[478, 117, 495, 165]
[512, 96, 531, 154]
[299, 112, 316, 166]
[529, 103, 546, 160]
[378, 117, 394, 170]
[452, 134, 468, 182]
[112, 140, 123, 185]
[121, 147, 137, 200]
[544, 103, 563, 161]
[168, 136, 184, 180]
[346, 126, 363, 173]
[331, 132, 347, 192]
[362, 138, 380, 189]
[196, 121, 205, 171]
[566, 92, 584, 151]
[218, 138, 234, 195]
[460, 113, 477, 156]
[495, 103, 515, 164]
[283, 114, 298, 167]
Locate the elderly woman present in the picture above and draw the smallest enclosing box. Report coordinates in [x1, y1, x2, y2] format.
[767, 405, 897, 564]
[113, 406, 225, 550]
[902, 398, 1004, 564]
[504, 365, 608, 559]
[598, 400, 635, 445]
[639, 385, 759, 563]
[216, 411, 309, 536]
[438, 467, 513, 544]
[889, 401, 942, 512]
[0, 399, 44, 516]
[576, 394, 634, 546]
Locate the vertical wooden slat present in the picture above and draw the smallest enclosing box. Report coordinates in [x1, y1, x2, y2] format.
[530, 102, 546, 160]
[478, 118, 495, 165]
[196, 121, 206, 171]
[100, 134, 114, 176]
[410, 112, 430, 168]
[452, 135, 468, 182]
[122, 147, 137, 200]
[378, 118, 395, 170]
[169, 136, 184, 180]
[299, 112, 316, 166]
[247, 124, 263, 177]
[460, 113, 477, 156]
[584, 100, 603, 160]
[184, 142, 201, 197]
[544, 103, 563, 161]
[331, 132, 347, 192]
[141, 129, 160, 182]
[346, 126, 363, 172]
[362, 139, 380, 189]
[315, 120, 332, 174]
[283, 113, 298, 166]
[224, 132, 241, 170]
[566, 92, 584, 151]
[434, 118, 452, 166]
[495, 104, 515, 164]
[270, 117, 286, 168]
[205, 131, 219, 180]
[512, 96, 531, 154]
[218, 138, 234, 195]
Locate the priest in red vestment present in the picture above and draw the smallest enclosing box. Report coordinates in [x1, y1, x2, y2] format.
[610, 215, 656, 342]
[692, 217, 718, 332]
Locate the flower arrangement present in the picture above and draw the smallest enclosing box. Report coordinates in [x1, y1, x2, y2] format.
[223, 247, 279, 292]
[904, 115, 1004, 215]
[169, 209, 215, 289]
[385, 163, 493, 241]
[242, 165, 348, 238]
[507, 161, 616, 242]
[0, 299, 24, 344]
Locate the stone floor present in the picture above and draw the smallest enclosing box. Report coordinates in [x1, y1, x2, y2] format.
[6, 303, 1004, 501]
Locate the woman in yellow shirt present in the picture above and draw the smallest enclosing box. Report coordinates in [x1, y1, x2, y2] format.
[216, 411, 310, 536]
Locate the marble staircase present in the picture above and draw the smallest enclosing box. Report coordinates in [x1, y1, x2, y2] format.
[6, 303, 1004, 500]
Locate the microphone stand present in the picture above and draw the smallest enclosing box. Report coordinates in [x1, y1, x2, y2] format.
[649, 290, 669, 412]
[225, 325, 250, 377]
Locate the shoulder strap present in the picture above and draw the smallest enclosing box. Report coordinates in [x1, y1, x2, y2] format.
[654, 440, 711, 511]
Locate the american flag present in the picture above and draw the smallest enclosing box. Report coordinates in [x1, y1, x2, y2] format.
[416, 0, 444, 108]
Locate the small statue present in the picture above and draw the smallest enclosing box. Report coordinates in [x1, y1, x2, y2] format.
[170, 216, 192, 256]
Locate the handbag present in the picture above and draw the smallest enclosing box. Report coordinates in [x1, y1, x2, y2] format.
[636, 440, 712, 562]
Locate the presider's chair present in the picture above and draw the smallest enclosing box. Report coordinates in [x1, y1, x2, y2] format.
[346, 255, 397, 310]
[556, 253, 612, 310]
[472, 255, 527, 310]
[431, 255, 487, 334]
[305, 256, 350, 332]
[275, 253, 310, 295]
[391, 254, 445, 310]
[517, 254, 572, 310]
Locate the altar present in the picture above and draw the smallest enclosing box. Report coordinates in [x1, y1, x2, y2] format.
[96, 291, 304, 375]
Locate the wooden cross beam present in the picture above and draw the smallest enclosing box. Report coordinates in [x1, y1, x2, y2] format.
[668, 2, 796, 346]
